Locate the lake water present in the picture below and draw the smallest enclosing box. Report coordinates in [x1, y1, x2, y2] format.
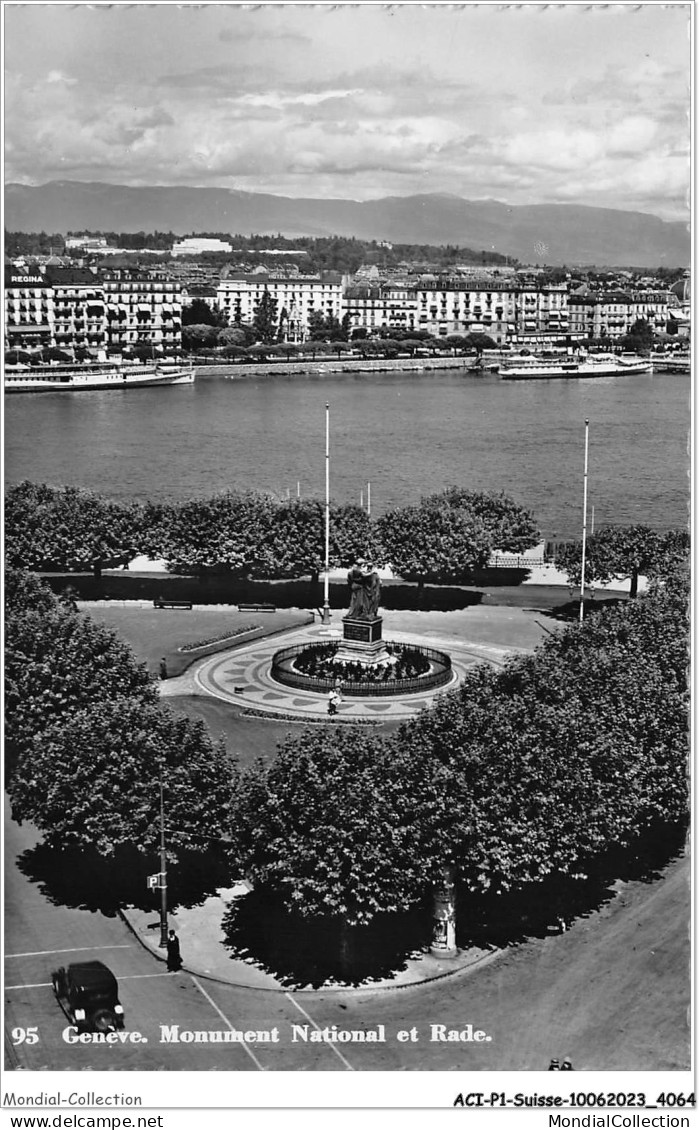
[4, 367, 690, 540]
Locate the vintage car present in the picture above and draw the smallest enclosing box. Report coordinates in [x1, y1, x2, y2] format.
[51, 960, 125, 1033]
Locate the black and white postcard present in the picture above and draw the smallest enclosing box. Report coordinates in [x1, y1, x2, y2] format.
[3, 1, 692, 1123]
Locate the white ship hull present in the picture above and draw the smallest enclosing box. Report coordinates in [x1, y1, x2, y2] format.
[500, 356, 651, 380]
[4, 362, 196, 393]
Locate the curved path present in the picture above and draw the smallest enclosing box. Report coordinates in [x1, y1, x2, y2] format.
[170, 620, 519, 721]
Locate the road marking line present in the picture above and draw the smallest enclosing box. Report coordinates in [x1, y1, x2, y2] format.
[5, 973, 173, 991]
[5, 945, 133, 959]
[5, 981, 53, 990]
[284, 992, 355, 1071]
[191, 975, 265, 1071]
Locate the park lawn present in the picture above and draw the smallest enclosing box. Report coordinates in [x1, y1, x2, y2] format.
[78, 604, 400, 767]
[165, 694, 401, 769]
[80, 605, 311, 679]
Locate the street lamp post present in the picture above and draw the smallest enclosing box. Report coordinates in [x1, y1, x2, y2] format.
[158, 775, 168, 947]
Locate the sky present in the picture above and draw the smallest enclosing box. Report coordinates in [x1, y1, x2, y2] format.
[3, 2, 691, 221]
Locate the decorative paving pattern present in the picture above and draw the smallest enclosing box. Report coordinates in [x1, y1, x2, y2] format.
[189, 623, 510, 721]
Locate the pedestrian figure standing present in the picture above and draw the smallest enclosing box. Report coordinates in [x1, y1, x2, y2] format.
[548, 1058, 560, 1070]
[166, 929, 182, 972]
[327, 689, 339, 716]
[159, 657, 168, 681]
[561, 1059, 574, 1070]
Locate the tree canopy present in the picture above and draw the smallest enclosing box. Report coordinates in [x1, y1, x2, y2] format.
[5, 482, 140, 576]
[9, 697, 235, 856]
[5, 573, 157, 783]
[231, 727, 428, 925]
[554, 524, 688, 598]
[377, 488, 539, 586]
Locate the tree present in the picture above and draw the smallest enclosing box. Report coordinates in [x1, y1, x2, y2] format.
[307, 310, 329, 341]
[252, 499, 381, 585]
[463, 333, 497, 355]
[217, 325, 250, 348]
[621, 318, 655, 353]
[181, 324, 219, 352]
[5, 566, 59, 617]
[252, 289, 279, 344]
[9, 698, 235, 857]
[5, 482, 140, 576]
[182, 299, 226, 327]
[230, 727, 427, 927]
[377, 488, 539, 591]
[159, 491, 277, 575]
[555, 524, 681, 598]
[5, 590, 156, 784]
[440, 488, 539, 553]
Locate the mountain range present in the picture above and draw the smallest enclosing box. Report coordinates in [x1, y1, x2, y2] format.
[4, 181, 690, 267]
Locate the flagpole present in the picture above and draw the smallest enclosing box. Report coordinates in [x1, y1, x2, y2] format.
[322, 403, 331, 624]
[579, 418, 589, 623]
[367, 481, 371, 517]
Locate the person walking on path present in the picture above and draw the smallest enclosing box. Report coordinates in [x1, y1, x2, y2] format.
[166, 929, 182, 972]
[159, 657, 168, 681]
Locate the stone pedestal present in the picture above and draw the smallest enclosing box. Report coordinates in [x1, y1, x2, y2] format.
[333, 616, 392, 665]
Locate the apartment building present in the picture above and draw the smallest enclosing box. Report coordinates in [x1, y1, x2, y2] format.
[567, 289, 671, 341]
[344, 279, 570, 345]
[4, 267, 53, 351]
[44, 266, 108, 354]
[344, 283, 419, 336]
[216, 273, 343, 341]
[102, 270, 182, 352]
[172, 237, 233, 257]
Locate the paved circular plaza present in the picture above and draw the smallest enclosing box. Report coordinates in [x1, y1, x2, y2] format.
[161, 617, 530, 721]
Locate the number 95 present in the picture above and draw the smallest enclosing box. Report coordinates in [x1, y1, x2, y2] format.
[11, 1027, 39, 1045]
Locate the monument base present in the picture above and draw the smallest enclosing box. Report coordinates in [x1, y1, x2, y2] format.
[333, 616, 392, 666]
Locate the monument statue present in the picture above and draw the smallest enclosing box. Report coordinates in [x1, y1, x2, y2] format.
[347, 561, 381, 620]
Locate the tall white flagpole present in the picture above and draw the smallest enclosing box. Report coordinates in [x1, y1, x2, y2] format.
[367, 481, 371, 517]
[579, 418, 590, 623]
[322, 403, 331, 624]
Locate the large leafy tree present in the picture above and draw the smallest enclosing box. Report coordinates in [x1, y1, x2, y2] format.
[5, 481, 140, 576]
[181, 324, 220, 351]
[377, 488, 538, 590]
[440, 488, 539, 553]
[5, 565, 58, 616]
[9, 698, 235, 857]
[555, 524, 687, 598]
[230, 727, 427, 926]
[182, 299, 226, 327]
[252, 289, 279, 344]
[159, 491, 277, 575]
[253, 499, 382, 583]
[5, 585, 157, 783]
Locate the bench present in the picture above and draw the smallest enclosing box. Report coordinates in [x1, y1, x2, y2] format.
[238, 602, 276, 613]
[153, 599, 193, 610]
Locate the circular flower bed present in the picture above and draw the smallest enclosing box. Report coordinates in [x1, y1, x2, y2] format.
[293, 642, 430, 683]
[271, 640, 452, 698]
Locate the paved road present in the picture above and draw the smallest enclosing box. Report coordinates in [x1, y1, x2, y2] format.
[4, 803, 355, 1072]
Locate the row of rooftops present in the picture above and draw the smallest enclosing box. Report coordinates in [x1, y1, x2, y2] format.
[5, 263, 686, 306]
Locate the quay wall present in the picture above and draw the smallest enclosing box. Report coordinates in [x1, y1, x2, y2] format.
[193, 356, 477, 378]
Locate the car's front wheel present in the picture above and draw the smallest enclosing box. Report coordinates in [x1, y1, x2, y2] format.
[92, 1009, 117, 1034]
